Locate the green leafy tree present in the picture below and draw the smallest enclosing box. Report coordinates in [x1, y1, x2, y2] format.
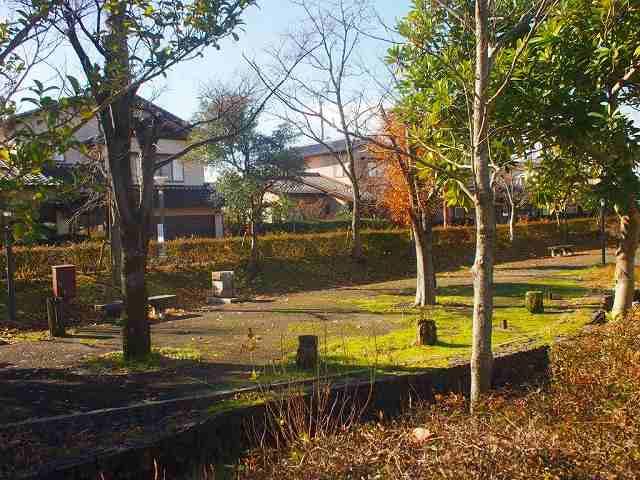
[0, 3, 80, 238]
[390, 0, 556, 408]
[504, 0, 640, 317]
[527, 151, 591, 243]
[47, 0, 258, 359]
[194, 88, 302, 272]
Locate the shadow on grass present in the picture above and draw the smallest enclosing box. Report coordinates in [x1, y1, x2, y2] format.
[433, 340, 470, 349]
[212, 308, 409, 316]
[335, 287, 416, 296]
[68, 333, 118, 341]
[0, 355, 429, 426]
[496, 263, 592, 272]
[0, 356, 258, 425]
[439, 282, 589, 299]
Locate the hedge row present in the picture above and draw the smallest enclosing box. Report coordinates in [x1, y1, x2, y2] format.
[3, 218, 601, 281]
[261, 219, 394, 234]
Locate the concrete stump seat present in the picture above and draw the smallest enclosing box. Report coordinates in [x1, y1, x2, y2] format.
[208, 271, 240, 304]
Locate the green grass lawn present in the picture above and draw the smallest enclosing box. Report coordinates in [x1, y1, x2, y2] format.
[286, 275, 596, 371]
[81, 346, 203, 374]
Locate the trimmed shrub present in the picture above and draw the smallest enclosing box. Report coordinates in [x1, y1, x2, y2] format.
[262, 219, 394, 234]
[2, 217, 601, 281]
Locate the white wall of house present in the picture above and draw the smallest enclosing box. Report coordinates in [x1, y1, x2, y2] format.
[304, 153, 352, 184]
[302, 145, 385, 182]
[14, 111, 207, 186]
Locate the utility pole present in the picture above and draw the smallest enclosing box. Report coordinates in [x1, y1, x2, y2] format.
[2, 211, 16, 323]
[154, 176, 168, 258]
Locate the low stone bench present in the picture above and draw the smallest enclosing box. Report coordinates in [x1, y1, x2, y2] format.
[94, 301, 124, 319]
[94, 295, 176, 321]
[548, 244, 575, 257]
[148, 295, 177, 320]
[208, 270, 240, 304]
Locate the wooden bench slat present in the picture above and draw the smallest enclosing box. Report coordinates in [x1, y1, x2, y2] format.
[94, 295, 176, 320]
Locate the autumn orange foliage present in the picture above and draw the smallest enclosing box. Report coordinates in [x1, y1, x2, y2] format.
[369, 116, 437, 226]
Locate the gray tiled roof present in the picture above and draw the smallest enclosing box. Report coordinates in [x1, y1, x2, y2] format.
[295, 138, 370, 158]
[271, 173, 374, 202]
[12, 96, 190, 140]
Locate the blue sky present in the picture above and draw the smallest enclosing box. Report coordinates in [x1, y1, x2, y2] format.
[4, 0, 637, 127]
[141, 0, 413, 121]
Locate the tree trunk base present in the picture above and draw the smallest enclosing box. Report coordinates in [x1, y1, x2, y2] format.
[416, 319, 437, 346]
[602, 293, 614, 312]
[46, 298, 66, 337]
[296, 335, 318, 369]
[525, 291, 544, 313]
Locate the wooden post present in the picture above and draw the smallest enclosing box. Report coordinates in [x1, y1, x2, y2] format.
[296, 335, 318, 369]
[417, 319, 437, 345]
[602, 293, 614, 312]
[46, 297, 66, 337]
[442, 202, 450, 229]
[525, 291, 544, 313]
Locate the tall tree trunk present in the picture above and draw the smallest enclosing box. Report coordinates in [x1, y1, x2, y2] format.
[509, 203, 516, 243]
[412, 213, 436, 306]
[443, 201, 450, 229]
[121, 224, 150, 358]
[422, 211, 437, 291]
[110, 201, 123, 291]
[470, 0, 495, 410]
[612, 203, 640, 318]
[351, 180, 363, 260]
[248, 215, 259, 275]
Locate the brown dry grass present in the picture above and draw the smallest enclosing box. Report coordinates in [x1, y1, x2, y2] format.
[236, 314, 640, 479]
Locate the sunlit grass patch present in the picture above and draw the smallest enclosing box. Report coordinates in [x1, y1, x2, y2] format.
[333, 308, 590, 369]
[0, 329, 51, 343]
[208, 391, 269, 416]
[298, 273, 594, 371]
[82, 346, 202, 373]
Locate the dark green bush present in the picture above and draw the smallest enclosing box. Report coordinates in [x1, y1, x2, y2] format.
[1, 217, 600, 281]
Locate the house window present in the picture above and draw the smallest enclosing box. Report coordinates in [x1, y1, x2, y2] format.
[333, 164, 346, 178]
[130, 156, 184, 183]
[157, 158, 184, 182]
[367, 160, 383, 177]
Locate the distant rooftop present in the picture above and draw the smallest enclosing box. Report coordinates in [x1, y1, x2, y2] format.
[295, 138, 370, 158]
[11, 96, 190, 141]
[271, 172, 374, 202]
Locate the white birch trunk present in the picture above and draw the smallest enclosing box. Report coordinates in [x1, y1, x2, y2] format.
[470, 0, 495, 410]
[412, 215, 436, 306]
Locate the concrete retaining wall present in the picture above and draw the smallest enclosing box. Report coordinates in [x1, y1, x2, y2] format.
[20, 346, 549, 479]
